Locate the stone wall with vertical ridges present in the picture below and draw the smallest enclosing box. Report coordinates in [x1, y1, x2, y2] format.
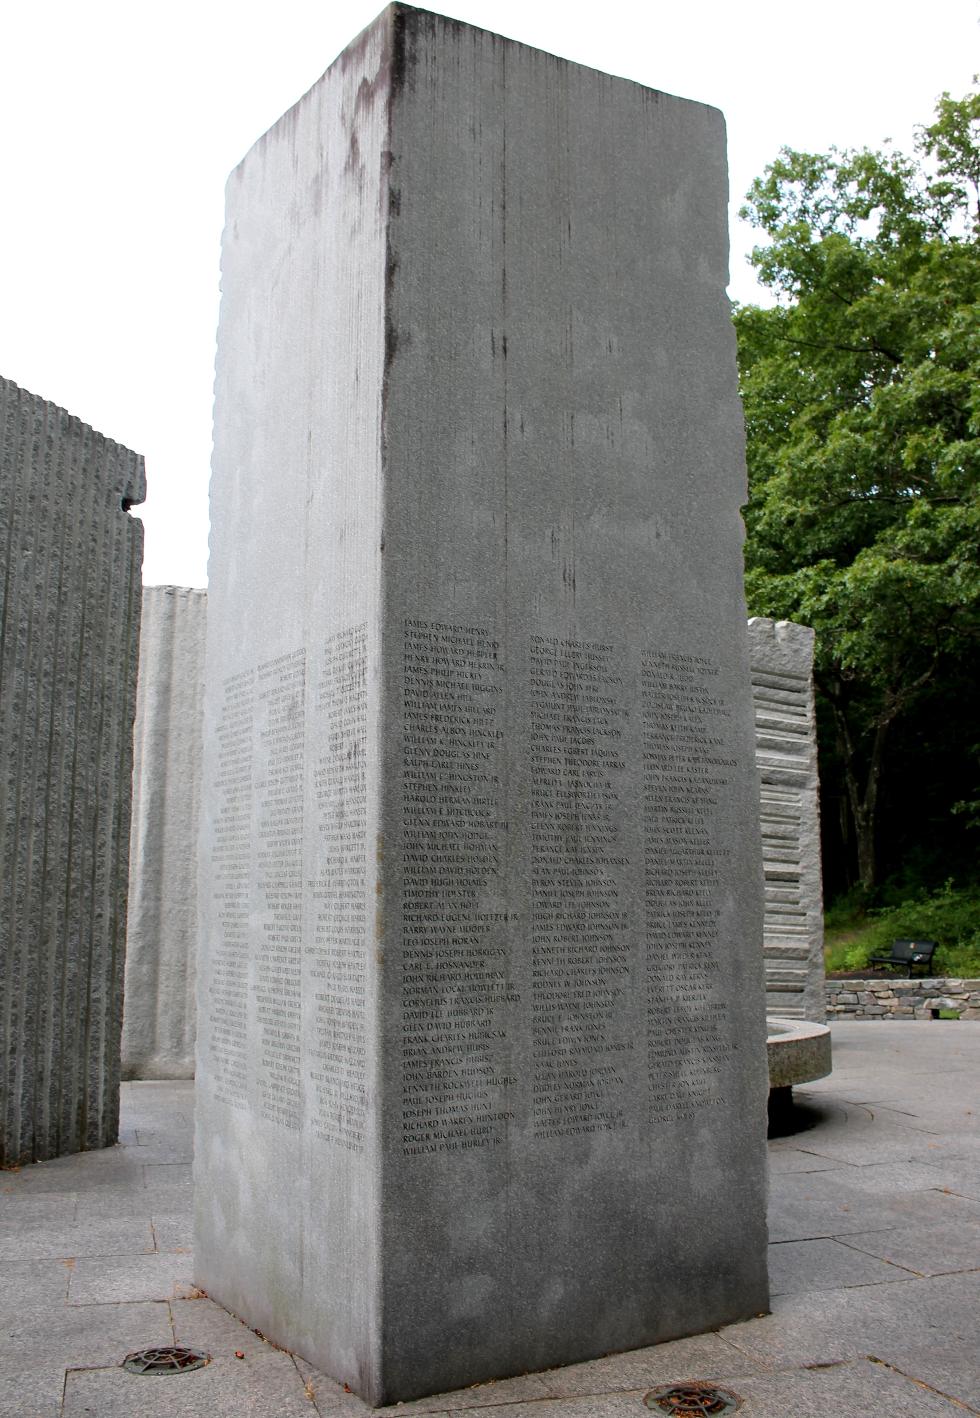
[747, 618, 825, 1021]
[0, 375, 144, 1164]
[122, 586, 206, 1079]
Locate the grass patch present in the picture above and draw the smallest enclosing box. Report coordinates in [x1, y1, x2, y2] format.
[824, 882, 980, 976]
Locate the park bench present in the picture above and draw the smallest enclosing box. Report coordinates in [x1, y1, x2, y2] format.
[869, 938, 938, 977]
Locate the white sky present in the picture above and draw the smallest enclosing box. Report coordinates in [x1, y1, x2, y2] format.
[1, 1, 976, 588]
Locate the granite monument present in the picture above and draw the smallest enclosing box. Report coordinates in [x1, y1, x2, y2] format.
[122, 585, 207, 1079]
[196, 6, 770, 1404]
[0, 375, 144, 1165]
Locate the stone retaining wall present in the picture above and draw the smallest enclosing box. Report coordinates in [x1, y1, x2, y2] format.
[826, 978, 980, 1020]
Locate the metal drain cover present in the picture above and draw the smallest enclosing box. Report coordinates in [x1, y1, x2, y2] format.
[644, 1382, 742, 1415]
[122, 1345, 211, 1375]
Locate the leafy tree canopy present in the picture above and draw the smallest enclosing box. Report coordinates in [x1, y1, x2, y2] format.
[735, 85, 980, 894]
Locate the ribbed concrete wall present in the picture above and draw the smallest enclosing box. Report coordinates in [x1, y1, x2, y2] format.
[122, 586, 206, 1080]
[747, 618, 825, 1021]
[1, 376, 144, 1164]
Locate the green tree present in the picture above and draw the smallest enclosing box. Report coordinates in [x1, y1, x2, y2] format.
[736, 86, 980, 896]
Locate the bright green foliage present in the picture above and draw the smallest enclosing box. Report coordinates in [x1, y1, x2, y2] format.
[824, 882, 980, 977]
[736, 86, 980, 894]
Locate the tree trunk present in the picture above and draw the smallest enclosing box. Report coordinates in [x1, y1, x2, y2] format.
[820, 677, 892, 897]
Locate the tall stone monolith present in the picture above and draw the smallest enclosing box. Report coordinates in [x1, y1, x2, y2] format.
[122, 585, 207, 1079]
[196, 6, 770, 1405]
[748, 617, 825, 1021]
[0, 376, 144, 1165]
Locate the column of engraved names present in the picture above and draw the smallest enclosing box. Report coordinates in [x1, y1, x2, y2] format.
[209, 669, 254, 1107]
[642, 651, 736, 1123]
[400, 619, 515, 1158]
[253, 650, 306, 1130]
[529, 637, 633, 1140]
[308, 626, 368, 1153]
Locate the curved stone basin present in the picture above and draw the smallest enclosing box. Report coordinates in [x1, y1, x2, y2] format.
[767, 1016, 832, 1090]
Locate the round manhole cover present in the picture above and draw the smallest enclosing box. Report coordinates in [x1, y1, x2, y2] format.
[644, 1382, 743, 1416]
[122, 1345, 211, 1375]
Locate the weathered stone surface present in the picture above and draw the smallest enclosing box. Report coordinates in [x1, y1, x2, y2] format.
[0, 376, 144, 1164]
[122, 586, 207, 1080]
[766, 1017, 832, 1089]
[196, 6, 769, 1405]
[747, 618, 825, 1021]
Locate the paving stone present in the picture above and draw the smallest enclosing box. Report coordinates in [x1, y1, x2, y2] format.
[719, 1271, 980, 1369]
[0, 1217, 154, 1261]
[68, 1252, 195, 1304]
[766, 1148, 847, 1175]
[135, 1128, 195, 1148]
[786, 1123, 955, 1167]
[62, 1348, 315, 1417]
[1, 1150, 146, 1193]
[532, 1332, 773, 1398]
[702, 1356, 971, 1416]
[0, 1258, 71, 1316]
[144, 1162, 192, 1188]
[928, 1159, 980, 1202]
[72, 1188, 156, 1222]
[906, 1135, 980, 1165]
[839, 1217, 980, 1277]
[768, 1237, 916, 1294]
[151, 1213, 194, 1253]
[294, 1355, 555, 1415]
[1, 1299, 172, 1367]
[0, 1362, 68, 1418]
[768, 1168, 980, 1242]
[0, 1190, 77, 1223]
[802, 1159, 967, 1193]
[446, 1398, 649, 1418]
[172, 1295, 286, 1351]
[871, 1341, 980, 1410]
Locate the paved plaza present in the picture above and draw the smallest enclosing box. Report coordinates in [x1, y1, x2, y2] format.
[2, 1021, 978, 1416]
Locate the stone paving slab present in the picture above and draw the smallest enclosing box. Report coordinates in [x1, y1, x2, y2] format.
[0, 1191, 78, 1224]
[0, 1363, 69, 1418]
[1, 1298, 173, 1367]
[67, 1252, 196, 1304]
[0, 1216, 155, 1262]
[767, 1236, 917, 1293]
[456, 1358, 977, 1416]
[720, 1269, 980, 1371]
[150, 1212, 195, 1252]
[767, 1171, 980, 1241]
[765, 1147, 846, 1174]
[839, 1215, 980, 1277]
[61, 1349, 316, 1417]
[143, 1162, 193, 1187]
[294, 1354, 557, 1414]
[0, 1258, 71, 1315]
[872, 1341, 980, 1410]
[0, 1152, 147, 1193]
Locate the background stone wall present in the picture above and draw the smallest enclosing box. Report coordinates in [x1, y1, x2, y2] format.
[121, 586, 206, 1079]
[747, 618, 825, 1021]
[1, 375, 144, 1164]
[826, 978, 980, 1019]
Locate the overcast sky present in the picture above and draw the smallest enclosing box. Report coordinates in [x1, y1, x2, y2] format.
[1, 0, 976, 587]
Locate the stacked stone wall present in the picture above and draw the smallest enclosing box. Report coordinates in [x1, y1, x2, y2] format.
[826, 978, 980, 1019]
